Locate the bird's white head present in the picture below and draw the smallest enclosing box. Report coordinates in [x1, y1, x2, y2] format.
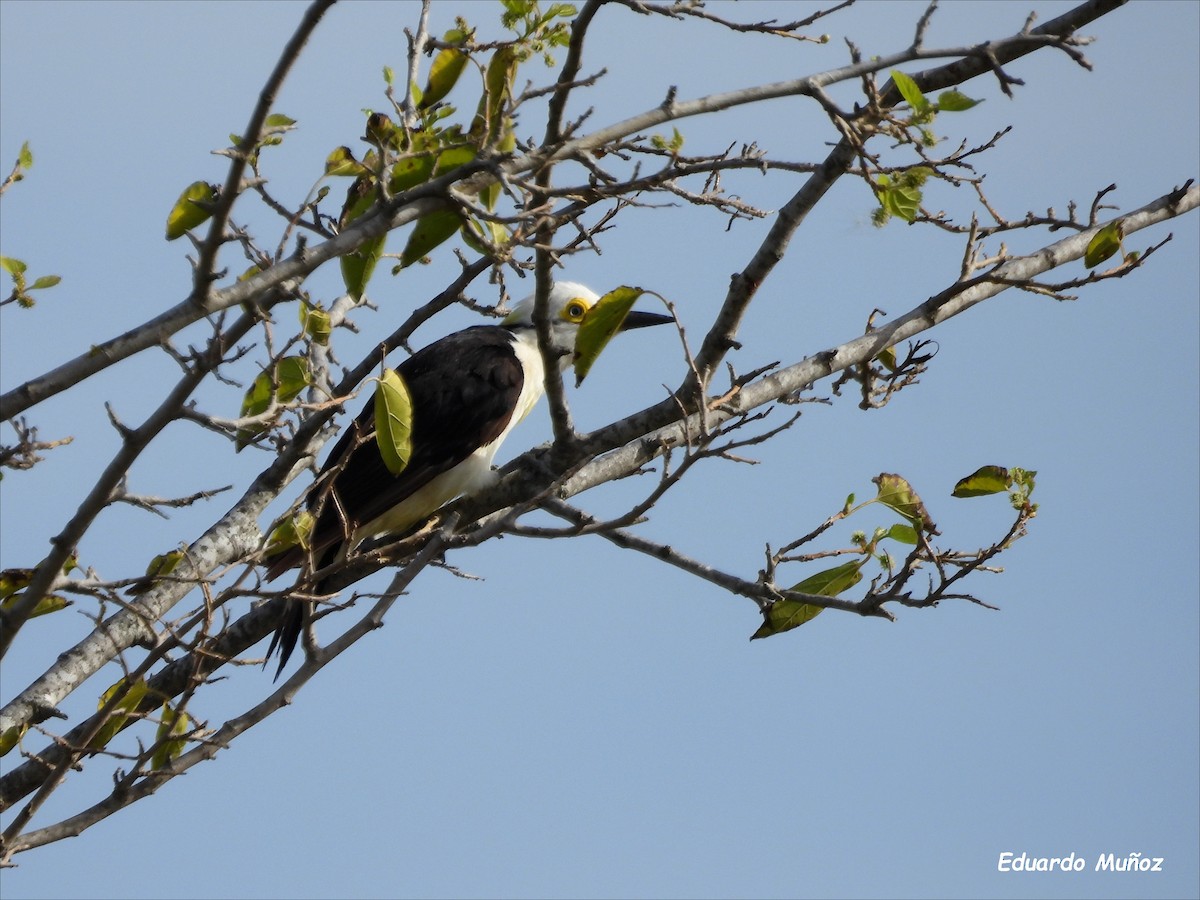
[502, 282, 603, 367]
[503, 281, 673, 372]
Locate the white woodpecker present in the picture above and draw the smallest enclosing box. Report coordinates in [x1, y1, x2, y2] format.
[264, 281, 670, 673]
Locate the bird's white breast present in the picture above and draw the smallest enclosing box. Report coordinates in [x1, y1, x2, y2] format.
[354, 333, 548, 543]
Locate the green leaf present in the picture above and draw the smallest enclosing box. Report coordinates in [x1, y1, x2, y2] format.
[572, 286, 644, 386]
[0, 723, 28, 757]
[236, 357, 313, 448]
[145, 549, 184, 580]
[18, 140, 33, 170]
[399, 209, 461, 268]
[324, 146, 365, 177]
[420, 45, 469, 109]
[751, 599, 823, 640]
[263, 511, 315, 559]
[792, 559, 866, 597]
[434, 144, 477, 176]
[952, 465, 1011, 498]
[128, 549, 186, 595]
[1010, 468, 1036, 494]
[650, 127, 685, 153]
[1085, 221, 1124, 268]
[886, 523, 919, 545]
[339, 175, 376, 226]
[494, 120, 516, 154]
[90, 677, 150, 750]
[28, 275, 61, 290]
[264, 112, 296, 129]
[0, 591, 70, 618]
[0, 256, 27, 277]
[879, 175, 923, 223]
[937, 89, 982, 112]
[365, 112, 401, 148]
[873, 472, 938, 534]
[473, 46, 518, 142]
[890, 69, 931, 114]
[276, 357, 312, 400]
[239, 358, 311, 418]
[480, 180, 502, 212]
[371, 113, 402, 149]
[165, 181, 218, 240]
[750, 560, 865, 640]
[500, 0, 534, 28]
[374, 368, 414, 476]
[340, 233, 386, 300]
[460, 216, 509, 257]
[389, 155, 437, 194]
[151, 701, 191, 771]
[1007, 467, 1037, 510]
[0, 568, 32, 601]
[0, 556, 76, 609]
[299, 304, 332, 345]
[1, 258, 59, 308]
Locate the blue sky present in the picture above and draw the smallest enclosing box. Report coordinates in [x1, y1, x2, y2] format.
[1, 1, 1197, 898]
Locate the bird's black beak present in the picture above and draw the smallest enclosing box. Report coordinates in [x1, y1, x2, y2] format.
[619, 310, 673, 331]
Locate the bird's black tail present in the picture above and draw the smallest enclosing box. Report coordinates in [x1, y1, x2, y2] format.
[263, 529, 337, 680]
[265, 598, 306, 682]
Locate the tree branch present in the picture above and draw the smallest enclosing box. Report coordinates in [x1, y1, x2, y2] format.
[2, 0, 1124, 421]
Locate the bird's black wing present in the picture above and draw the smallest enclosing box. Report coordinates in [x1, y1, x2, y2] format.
[264, 326, 525, 677]
[268, 326, 525, 579]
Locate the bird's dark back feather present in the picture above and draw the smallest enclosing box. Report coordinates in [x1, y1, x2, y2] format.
[264, 325, 525, 674]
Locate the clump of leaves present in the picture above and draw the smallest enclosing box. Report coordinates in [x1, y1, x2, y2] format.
[6, 140, 34, 185]
[230, 112, 298, 165]
[872, 166, 933, 226]
[0, 556, 74, 621]
[752, 466, 1036, 639]
[871, 70, 981, 226]
[0, 256, 61, 309]
[323, 2, 579, 298]
[499, 0, 577, 65]
[650, 127, 685, 154]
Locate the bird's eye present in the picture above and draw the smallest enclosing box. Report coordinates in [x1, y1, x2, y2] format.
[565, 301, 588, 321]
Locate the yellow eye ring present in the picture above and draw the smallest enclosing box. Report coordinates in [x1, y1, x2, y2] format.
[564, 300, 588, 321]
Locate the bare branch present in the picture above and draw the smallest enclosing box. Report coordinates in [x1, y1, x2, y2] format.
[3, 0, 1193, 858]
[109, 480, 235, 519]
[2, 0, 1128, 421]
[192, 0, 338, 308]
[0, 417, 73, 472]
